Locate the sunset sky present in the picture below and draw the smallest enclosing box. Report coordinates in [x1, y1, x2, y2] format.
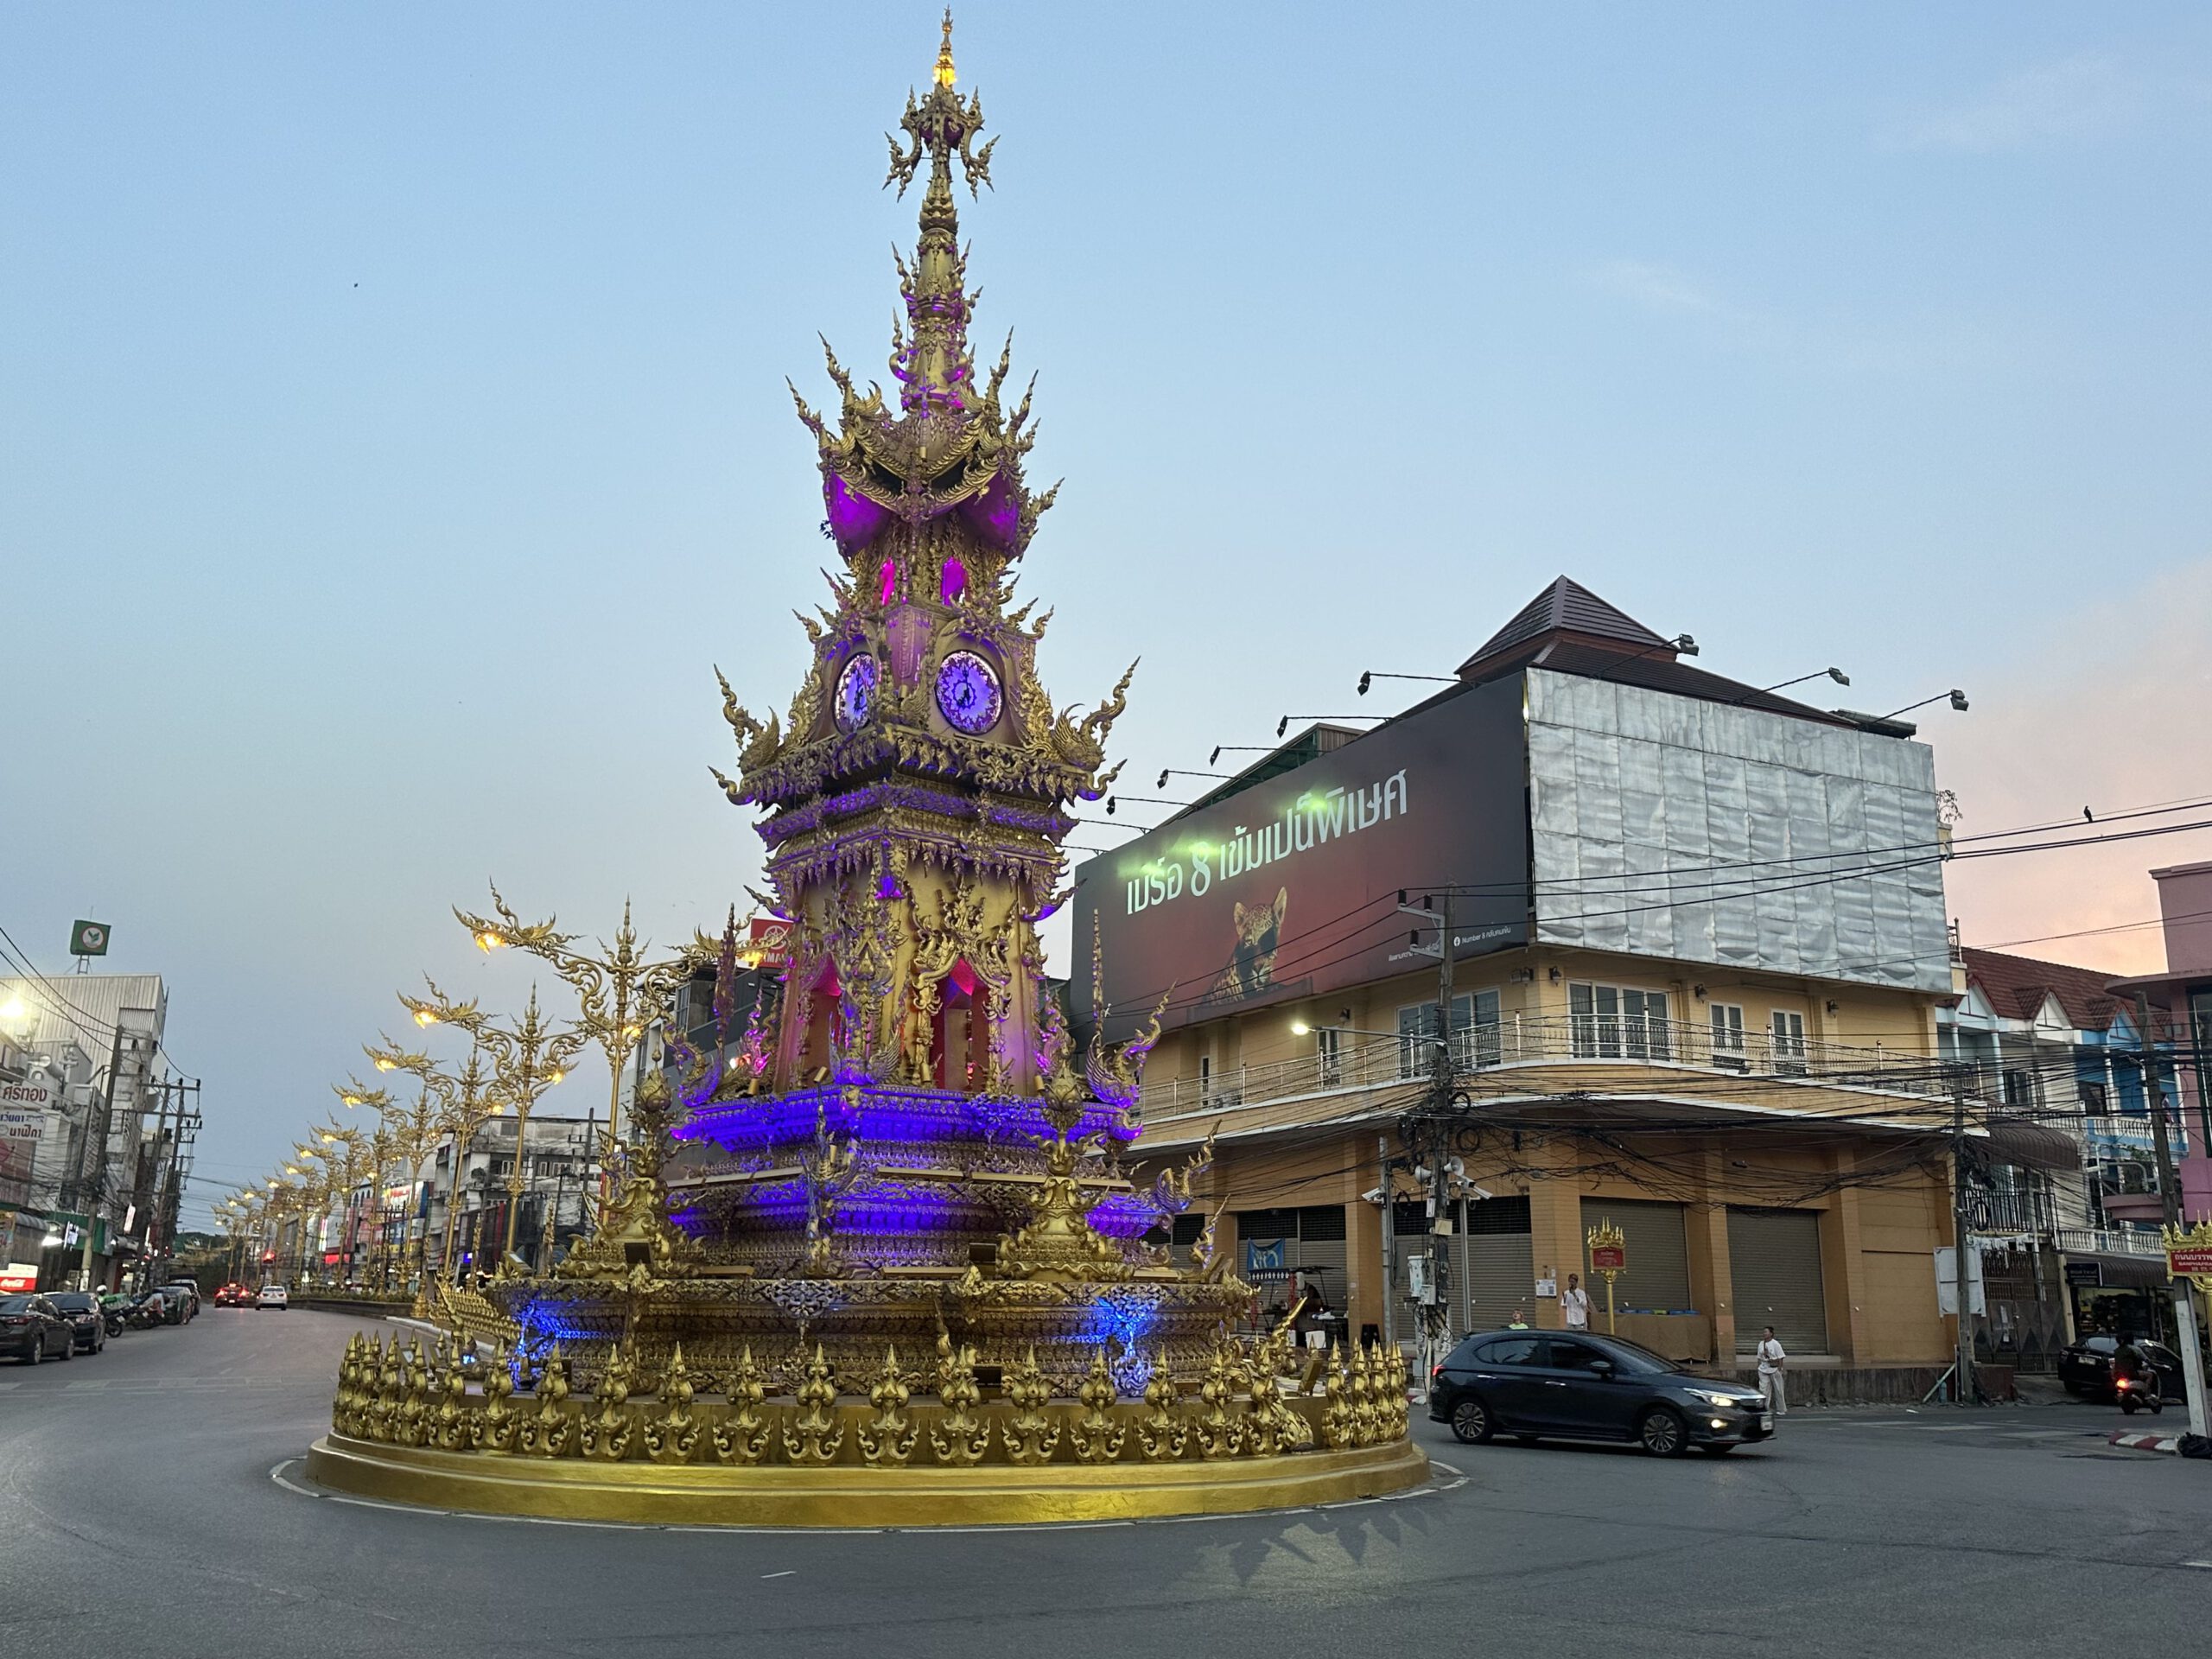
[6, 3, 2209, 1223]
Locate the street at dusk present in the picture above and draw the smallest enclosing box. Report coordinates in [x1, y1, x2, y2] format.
[4, 8, 2210, 1656]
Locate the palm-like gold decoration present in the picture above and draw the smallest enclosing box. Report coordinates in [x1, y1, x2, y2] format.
[398, 979, 584, 1272]
[454, 884, 693, 1226]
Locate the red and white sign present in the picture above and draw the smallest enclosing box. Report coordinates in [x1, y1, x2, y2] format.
[2169, 1245, 2212, 1278]
[0, 1264, 38, 1293]
[1589, 1244, 1627, 1272]
[743, 917, 791, 969]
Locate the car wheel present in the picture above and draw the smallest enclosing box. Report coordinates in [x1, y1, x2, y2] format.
[57, 1335, 73, 1360]
[1449, 1395, 1494, 1445]
[1638, 1407, 1688, 1458]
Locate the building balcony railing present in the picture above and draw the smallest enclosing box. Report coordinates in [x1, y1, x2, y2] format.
[1143, 1014, 1961, 1126]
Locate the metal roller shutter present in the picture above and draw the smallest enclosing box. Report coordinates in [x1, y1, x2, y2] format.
[1580, 1198, 1691, 1312]
[1726, 1207, 1827, 1354]
[1457, 1196, 1533, 1334]
[1294, 1205, 1349, 1313]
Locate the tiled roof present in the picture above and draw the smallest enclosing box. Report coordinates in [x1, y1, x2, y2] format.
[1958, 946, 2128, 1032]
[1457, 576, 1675, 673]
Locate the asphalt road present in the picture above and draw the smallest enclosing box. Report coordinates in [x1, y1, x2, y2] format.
[3, 1308, 2206, 1659]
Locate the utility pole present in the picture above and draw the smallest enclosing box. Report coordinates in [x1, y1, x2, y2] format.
[1378, 1133, 1396, 1358]
[1950, 1069, 1975, 1406]
[2134, 991, 2209, 1436]
[1397, 888, 1454, 1390]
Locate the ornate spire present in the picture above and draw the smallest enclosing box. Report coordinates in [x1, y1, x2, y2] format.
[883, 10, 996, 414]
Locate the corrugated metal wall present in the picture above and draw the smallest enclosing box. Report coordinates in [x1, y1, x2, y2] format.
[1726, 1207, 1828, 1354]
[1524, 671, 1950, 992]
[1581, 1197, 1692, 1312]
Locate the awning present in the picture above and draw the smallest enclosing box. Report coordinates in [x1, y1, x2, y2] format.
[2065, 1253, 2173, 1291]
[1982, 1116, 2080, 1173]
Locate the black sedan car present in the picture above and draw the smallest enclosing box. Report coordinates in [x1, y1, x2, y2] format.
[1429, 1329, 1772, 1456]
[0, 1294, 76, 1363]
[46, 1290, 107, 1355]
[2058, 1335, 2183, 1409]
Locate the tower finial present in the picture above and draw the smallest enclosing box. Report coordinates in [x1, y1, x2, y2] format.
[879, 14, 997, 414]
[935, 10, 957, 88]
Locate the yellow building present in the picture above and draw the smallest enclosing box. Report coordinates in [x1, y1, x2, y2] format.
[1076, 579, 1963, 1382]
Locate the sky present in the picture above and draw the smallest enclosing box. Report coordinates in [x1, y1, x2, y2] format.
[4, 3, 2209, 1229]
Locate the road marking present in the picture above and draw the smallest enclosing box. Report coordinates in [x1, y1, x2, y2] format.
[761, 1570, 797, 1579]
[2183, 1560, 2212, 1570]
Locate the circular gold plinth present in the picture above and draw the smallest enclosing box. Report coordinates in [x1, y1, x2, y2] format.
[302, 1433, 1432, 1527]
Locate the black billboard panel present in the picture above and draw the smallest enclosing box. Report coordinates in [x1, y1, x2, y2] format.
[1073, 677, 1531, 1039]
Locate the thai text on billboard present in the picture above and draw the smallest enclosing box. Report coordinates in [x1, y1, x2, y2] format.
[1074, 677, 1531, 1039]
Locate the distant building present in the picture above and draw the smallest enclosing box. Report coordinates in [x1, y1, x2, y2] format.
[0, 974, 169, 1289]
[1942, 946, 2178, 1361]
[2109, 855, 2212, 1230]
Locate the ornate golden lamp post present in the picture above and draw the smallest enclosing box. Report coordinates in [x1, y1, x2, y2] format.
[399, 981, 582, 1273]
[454, 887, 693, 1230]
[334, 1082, 396, 1288]
[363, 1036, 494, 1297]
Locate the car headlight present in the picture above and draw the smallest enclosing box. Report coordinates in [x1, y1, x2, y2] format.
[1691, 1389, 1748, 1409]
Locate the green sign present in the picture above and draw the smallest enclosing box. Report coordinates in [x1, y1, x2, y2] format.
[70, 920, 111, 957]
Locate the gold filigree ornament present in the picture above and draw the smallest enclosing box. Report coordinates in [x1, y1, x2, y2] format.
[645, 1343, 702, 1465]
[710, 1346, 774, 1466]
[929, 1332, 992, 1465]
[1137, 1364, 1187, 1461]
[1001, 1345, 1061, 1465]
[858, 1344, 921, 1466]
[1067, 1348, 1126, 1464]
[480, 1344, 519, 1452]
[784, 1346, 845, 1465]
[1320, 1350, 1357, 1450]
[581, 1344, 636, 1462]
[519, 1349, 575, 1458]
[1194, 1342, 1243, 1460]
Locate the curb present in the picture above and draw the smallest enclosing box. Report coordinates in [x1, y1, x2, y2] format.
[2108, 1431, 2180, 1455]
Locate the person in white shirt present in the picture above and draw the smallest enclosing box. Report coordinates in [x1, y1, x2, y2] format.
[1755, 1325, 1787, 1415]
[1560, 1273, 1591, 1332]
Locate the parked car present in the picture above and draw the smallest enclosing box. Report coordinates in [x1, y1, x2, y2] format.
[1429, 1329, 1774, 1457]
[45, 1290, 107, 1355]
[256, 1284, 289, 1310]
[2058, 1335, 2183, 1406]
[0, 1293, 76, 1363]
[159, 1280, 202, 1317]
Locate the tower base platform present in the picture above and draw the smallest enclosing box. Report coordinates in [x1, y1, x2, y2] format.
[302, 1433, 1432, 1528]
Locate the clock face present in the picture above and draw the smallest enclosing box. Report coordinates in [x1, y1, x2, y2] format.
[935, 650, 1002, 734]
[834, 652, 879, 733]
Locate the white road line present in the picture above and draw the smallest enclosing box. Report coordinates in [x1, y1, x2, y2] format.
[761, 1570, 797, 1579]
[2183, 1560, 2212, 1570]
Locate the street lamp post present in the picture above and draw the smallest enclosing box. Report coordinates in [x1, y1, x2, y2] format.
[399, 981, 582, 1273]
[363, 1037, 503, 1296]
[454, 887, 692, 1231]
[334, 1083, 396, 1289]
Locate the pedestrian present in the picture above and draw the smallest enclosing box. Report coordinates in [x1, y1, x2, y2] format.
[1756, 1325, 1788, 1416]
[1561, 1272, 1591, 1332]
[1506, 1306, 1531, 1330]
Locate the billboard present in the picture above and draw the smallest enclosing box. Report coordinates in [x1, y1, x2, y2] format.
[1074, 677, 1530, 1039]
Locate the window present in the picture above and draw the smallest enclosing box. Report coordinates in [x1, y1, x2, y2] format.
[1474, 1336, 1541, 1367]
[1313, 1025, 1343, 1085]
[1397, 992, 1504, 1077]
[1770, 1010, 1808, 1074]
[1709, 1003, 1747, 1068]
[1570, 984, 1672, 1060]
[2001, 1068, 2037, 1109]
[1545, 1338, 1609, 1373]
